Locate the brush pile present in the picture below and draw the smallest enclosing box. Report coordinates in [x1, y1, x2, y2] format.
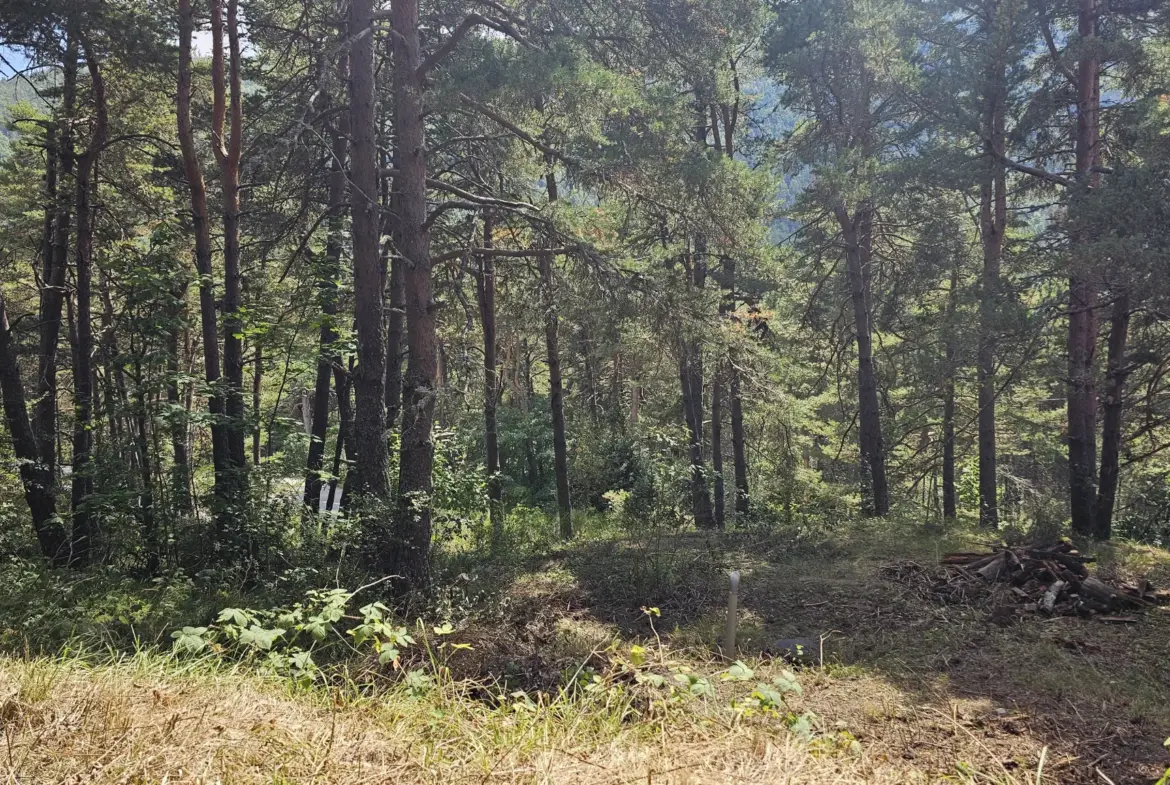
[938, 543, 1170, 618]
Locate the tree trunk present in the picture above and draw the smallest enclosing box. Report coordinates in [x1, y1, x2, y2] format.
[680, 237, 716, 530]
[729, 367, 748, 518]
[131, 357, 157, 574]
[718, 252, 749, 521]
[326, 359, 353, 514]
[476, 215, 503, 543]
[712, 366, 725, 529]
[385, 145, 406, 434]
[942, 266, 958, 519]
[385, 230, 405, 432]
[388, 0, 437, 588]
[178, 0, 231, 536]
[521, 338, 540, 487]
[69, 42, 107, 568]
[35, 34, 77, 494]
[1068, 0, 1102, 537]
[1094, 291, 1130, 540]
[836, 203, 889, 516]
[305, 82, 348, 513]
[166, 281, 191, 513]
[978, 41, 1006, 529]
[212, 0, 250, 509]
[252, 345, 262, 464]
[0, 293, 67, 563]
[348, 0, 390, 504]
[541, 171, 573, 539]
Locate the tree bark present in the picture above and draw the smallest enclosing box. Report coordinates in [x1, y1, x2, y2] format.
[305, 73, 348, 512]
[541, 171, 573, 539]
[0, 293, 67, 563]
[69, 41, 107, 568]
[348, 0, 390, 504]
[977, 36, 1006, 529]
[131, 356, 157, 574]
[1094, 291, 1129, 540]
[166, 280, 191, 513]
[388, 0, 438, 588]
[835, 203, 889, 516]
[943, 266, 958, 519]
[712, 366, 725, 529]
[178, 0, 232, 536]
[729, 366, 748, 518]
[679, 238, 716, 530]
[521, 338, 540, 487]
[1068, 0, 1101, 536]
[212, 0, 250, 505]
[326, 360, 353, 514]
[252, 345, 262, 464]
[384, 130, 405, 433]
[34, 34, 77, 495]
[476, 215, 503, 543]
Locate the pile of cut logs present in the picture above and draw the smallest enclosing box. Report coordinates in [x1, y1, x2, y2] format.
[939, 543, 1169, 618]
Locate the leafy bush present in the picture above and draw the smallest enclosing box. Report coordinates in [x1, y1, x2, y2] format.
[1117, 469, 1170, 546]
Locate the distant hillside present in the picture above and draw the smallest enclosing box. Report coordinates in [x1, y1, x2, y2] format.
[0, 71, 54, 159]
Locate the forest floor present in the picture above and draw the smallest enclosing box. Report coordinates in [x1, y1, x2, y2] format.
[1, 521, 1168, 784]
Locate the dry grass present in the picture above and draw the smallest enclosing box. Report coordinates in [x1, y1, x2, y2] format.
[0, 653, 1035, 785]
[1, 523, 1167, 784]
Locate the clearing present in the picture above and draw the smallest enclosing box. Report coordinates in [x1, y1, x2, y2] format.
[1, 523, 1168, 784]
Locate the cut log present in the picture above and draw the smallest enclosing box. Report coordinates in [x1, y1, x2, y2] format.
[977, 554, 1008, 582]
[932, 544, 1169, 621]
[1078, 577, 1132, 611]
[1041, 580, 1066, 614]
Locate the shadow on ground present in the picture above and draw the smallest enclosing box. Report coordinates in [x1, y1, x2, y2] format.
[487, 525, 1170, 785]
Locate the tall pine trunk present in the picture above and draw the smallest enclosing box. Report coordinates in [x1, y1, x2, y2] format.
[711, 366, 725, 529]
[212, 0, 250, 510]
[69, 41, 107, 567]
[1094, 291, 1130, 540]
[166, 281, 191, 513]
[305, 71, 348, 512]
[177, 0, 232, 538]
[729, 367, 748, 518]
[348, 0, 390, 504]
[476, 216, 503, 543]
[1068, 0, 1101, 536]
[35, 34, 77, 496]
[681, 238, 716, 530]
[715, 102, 749, 520]
[541, 171, 573, 539]
[131, 356, 157, 574]
[836, 204, 889, 515]
[388, 0, 438, 588]
[942, 266, 958, 519]
[0, 293, 67, 563]
[978, 45, 1006, 529]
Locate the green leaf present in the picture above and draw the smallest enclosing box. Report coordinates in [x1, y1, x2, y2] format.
[432, 622, 455, 636]
[378, 646, 400, 664]
[171, 626, 209, 654]
[787, 713, 814, 741]
[772, 671, 803, 696]
[216, 608, 252, 627]
[722, 661, 754, 682]
[238, 625, 286, 651]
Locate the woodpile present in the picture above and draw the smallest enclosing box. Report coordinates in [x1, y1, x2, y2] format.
[939, 543, 1170, 619]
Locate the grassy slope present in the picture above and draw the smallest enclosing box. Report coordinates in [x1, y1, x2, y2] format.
[1, 522, 1167, 784]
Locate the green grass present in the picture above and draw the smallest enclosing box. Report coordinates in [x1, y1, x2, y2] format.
[0, 516, 1168, 784]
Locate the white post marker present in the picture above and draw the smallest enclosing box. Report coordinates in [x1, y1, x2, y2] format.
[724, 570, 740, 658]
